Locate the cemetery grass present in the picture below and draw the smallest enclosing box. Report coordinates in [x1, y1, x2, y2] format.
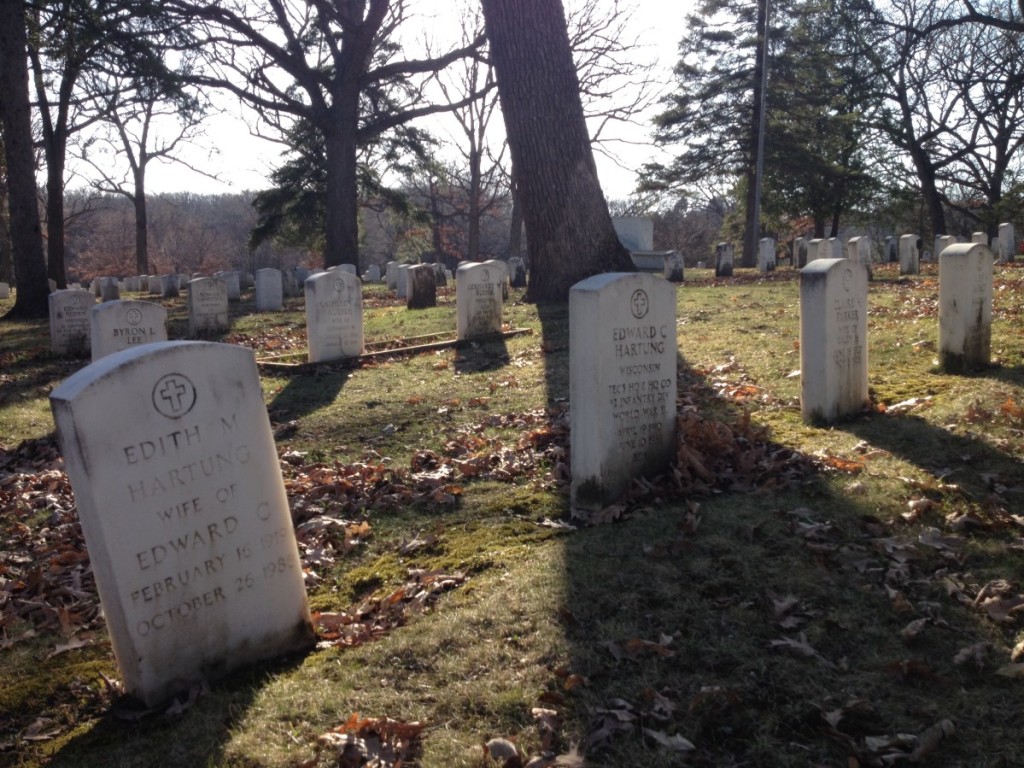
[2, 266, 1024, 766]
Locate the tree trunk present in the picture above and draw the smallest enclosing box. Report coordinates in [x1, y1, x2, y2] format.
[0, 179, 12, 283]
[506, 168, 524, 261]
[480, 0, 632, 304]
[0, 0, 50, 319]
[45, 150, 67, 288]
[467, 147, 481, 261]
[323, 119, 359, 269]
[134, 168, 149, 274]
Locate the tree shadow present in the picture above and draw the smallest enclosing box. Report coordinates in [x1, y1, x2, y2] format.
[454, 335, 510, 374]
[267, 364, 352, 422]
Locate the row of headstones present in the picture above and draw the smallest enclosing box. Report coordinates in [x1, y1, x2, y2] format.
[41, 260, 514, 705]
[713, 224, 1017, 278]
[44, 243, 995, 708]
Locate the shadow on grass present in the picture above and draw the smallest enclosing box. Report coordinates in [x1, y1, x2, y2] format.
[268, 365, 352, 422]
[453, 335, 510, 374]
[43, 652, 309, 768]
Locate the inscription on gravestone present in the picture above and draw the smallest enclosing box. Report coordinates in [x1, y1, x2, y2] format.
[305, 271, 363, 362]
[49, 288, 95, 356]
[50, 342, 314, 706]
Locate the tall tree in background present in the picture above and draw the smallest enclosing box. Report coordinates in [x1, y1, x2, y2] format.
[0, 0, 49, 318]
[480, 0, 632, 303]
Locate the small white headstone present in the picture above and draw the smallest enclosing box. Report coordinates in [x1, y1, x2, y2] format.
[806, 238, 823, 264]
[569, 273, 676, 512]
[899, 234, 919, 275]
[998, 223, 1015, 263]
[160, 275, 179, 299]
[456, 262, 503, 339]
[482, 259, 510, 301]
[971, 232, 987, 245]
[758, 238, 775, 273]
[100, 277, 121, 302]
[215, 271, 241, 301]
[846, 236, 873, 279]
[939, 243, 993, 373]
[49, 288, 95, 356]
[255, 268, 283, 312]
[935, 235, 956, 261]
[91, 300, 168, 362]
[187, 277, 229, 337]
[385, 261, 400, 289]
[714, 242, 733, 277]
[50, 341, 314, 706]
[395, 265, 411, 299]
[664, 251, 684, 282]
[148, 275, 162, 295]
[305, 271, 363, 362]
[799, 258, 869, 423]
[365, 264, 382, 283]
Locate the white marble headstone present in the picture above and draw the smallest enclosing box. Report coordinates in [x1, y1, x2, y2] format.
[998, 223, 1015, 263]
[365, 264, 382, 283]
[255, 268, 283, 312]
[215, 271, 241, 302]
[570, 273, 677, 513]
[90, 299, 168, 362]
[187, 277, 229, 337]
[305, 271, 363, 362]
[799, 258, 869, 423]
[758, 238, 775, 273]
[49, 288, 95, 356]
[50, 341, 314, 706]
[456, 262, 503, 339]
[715, 242, 734, 277]
[939, 243, 993, 373]
[899, 234, 919, 275]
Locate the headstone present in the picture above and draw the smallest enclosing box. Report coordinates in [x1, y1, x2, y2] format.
[445, 269, 454, 283]
[187, 278, 230, 337]
[884, 236, 898, 263]
[160, 274, 179, 299]
[939, 243, 993, 373]
[807, 239, 823, 264]
[148, 275, 162, 295]
[483, 259, 510, 301]
[365, 264, 382, 283]
[456, 262, 503, 339]
[509, 256, 527, 288]
[255, 268, 283, 312]
[846, 236, 873, 279]
[971, 232, 987, 245]
[329, 264, 357, 276]
[611, 216, 655, 252]
[569, 273, 677, 512]
[714, 242, 734, 277]
[385, 261, 400, 290]
[757, 238, 775, 273]
[91, 299, 168, 362]
[799, 258, 869, 423]
[793, 237, 808, 268]
[899, 234, 919, 275]
[998, 223, 1015, 263]
[100, 277, 121, 302]
[305, 271, 363, 362]
[827, 238, 843, 259]
[406, 264, 437, 310]
[0, 282, 10, 300]
[432, 262, 447, 287]
[215, 271, 241, 302]
[696, 261, 707, 269]
[49, 288, 95, 356]
[396, 264, 411, 299]
[664, 251, 685, 282]
[91, 278, 102, 297]
[282, 268, 302, 298]
[49, 341, 315, 707]
[48, 279, 58, 293]
[935, 235, 956, 261]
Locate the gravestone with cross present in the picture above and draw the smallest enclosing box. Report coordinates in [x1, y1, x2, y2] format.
[939, 243, 993, 373]
[305, 270, 363, 362]
[50, 341, 315, 706]
[569, 272, 677, 513]
[90, 299, 168, 362]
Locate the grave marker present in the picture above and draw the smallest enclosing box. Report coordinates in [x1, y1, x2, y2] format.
[49, 288, 95, 356]
[0, 282, 10, 300]
[160, 274, 179, 299]
[793, 237, 808, 267]
[758, 238, 775, 273]
[407, 264, 437, 309]
[91, 299, 168, 361]
[187, 277, 230, 337]
[255, 268, 283, 312]
[396, 265, 410, 299]
[569, 273, 676, 512]
[939, 243, 993, 373]
[998, 223, 1015, 263]
[50, 341, 314, 706]
[305, 271, 363, 362]
[800, 258, 869, 423]
[899, 234, 919, 275]
[714, 242, 734, 277]
[664, 251, 685, 282]
[456, 262, 502, 339]
[215, 271, 241, 301]
[365, 264, 382, 283]
[509, 256, 527, 288]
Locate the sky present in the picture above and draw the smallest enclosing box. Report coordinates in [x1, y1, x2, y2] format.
[134, 1, 687, 201]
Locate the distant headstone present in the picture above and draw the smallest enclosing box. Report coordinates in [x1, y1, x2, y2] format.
[799, 258, 869, 423]
[91, 278, 102, 297]
[160, 274, 179, 299]
[407, 264, 437, 309]
[758, 238, 775, 273]
[971, 232, 987, 245]
[846, 236, 873, 279]
[793, 237, 808, 268]
[385, 261, 400, 289]
[482, 259, 510, 301]
[148, 275, 162, 295]
[714, 242, 734, 277]
[49, 288, 95, 356]
[365, 264, 382, 283]
[885, 236, 898, 263]
[509, 256, 527, 288]
[611, 216, 655, 252]
[0, 282, 9, 300]
[569, 273, 676, 512]
[396, 264, 411, 299]
[187, 278, 230, 337]
[91, 299, 168, 362]
[255, 268, 283, 312]
[806, 238, 823, 263]
[215, 271, 241, 301]
[456, 262, 503, 339]
[664, 251, 685, 282]
[305, 271, 363, 362]
[939, 243, 993, 373]
[330, 264, 357, 276]
[100, 277, 121, 302]
[899, 234, 919, 275]
[282, 268, 302, 298]
[935, 235, 956, 261]
[827, 238, 843, 259]
[50, 341, 315, 707]
[998, 223, 1015, 263]
[432, 262, 447, 287]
